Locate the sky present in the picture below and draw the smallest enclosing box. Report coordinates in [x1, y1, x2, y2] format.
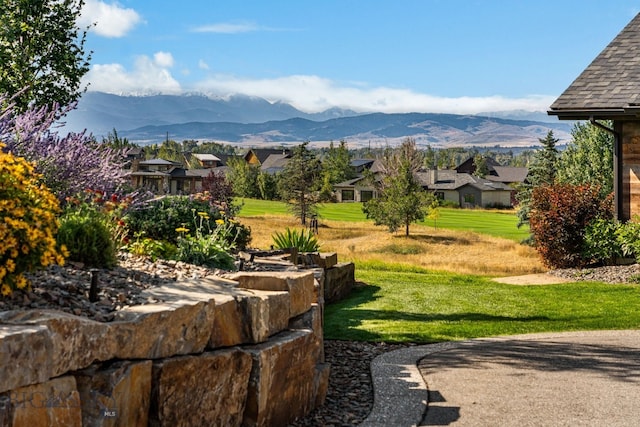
[78, 0, 640, 115]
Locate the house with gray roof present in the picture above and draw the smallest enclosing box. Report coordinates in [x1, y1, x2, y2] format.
[548, 12, 640, 220]
[417, 170, 513, 208]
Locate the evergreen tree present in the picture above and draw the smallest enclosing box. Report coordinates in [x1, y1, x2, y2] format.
[516, 130, 559, 229]
[363, 138, 434, 236]
[0, 0, 91, 112]
[278, 142, 322, 225]
[322, 140, 354, 185]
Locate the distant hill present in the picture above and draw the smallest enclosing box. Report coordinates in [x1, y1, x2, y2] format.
[63, 92, 361, 136]
[119, 112, 572, 148]
[63, 92, 572, 148]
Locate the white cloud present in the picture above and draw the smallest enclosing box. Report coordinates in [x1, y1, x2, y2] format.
[198, 60, 210, 70]
[83, 54, 181, 94]
[195, 74, 555, 114]
[83, 63, 554, 114]
[192, 22, 260, 34]
[79, 0, 142, 38]
[153, 52, 174, 68]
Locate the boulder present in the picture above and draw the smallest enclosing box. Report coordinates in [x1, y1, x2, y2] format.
[75, 360, 152, 427]
[323, 262, 355, 303]
[0, 310, 113, 388]
[243, 329, 322, 426]
[1, 375, 81, 427]
[0, 323, 52, 394]
[229, 271, 315, 318]
[150, 348, 252, 427]
[110, 299, 215, 359]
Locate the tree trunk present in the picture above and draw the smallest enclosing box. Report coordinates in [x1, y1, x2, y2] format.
[405, 220, 410, 236]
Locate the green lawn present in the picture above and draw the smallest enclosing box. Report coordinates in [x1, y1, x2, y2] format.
[325, 264, 640, 343]
[237, 198, 530, 241]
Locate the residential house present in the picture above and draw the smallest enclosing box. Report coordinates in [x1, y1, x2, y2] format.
[243, 148, 291, 166]
[548, 12, 640, 221]
[334, 159, 381, 202]
[260, 152, 291, 175]
[184, 153, 222, 169]
[129, 158, 183, 193]
[455, 156, 528, 186]
[417, 169, 514, 208]
[335, 157, 514, 207]
[455, 156, 528, 205]
[122, 147, 145, 170]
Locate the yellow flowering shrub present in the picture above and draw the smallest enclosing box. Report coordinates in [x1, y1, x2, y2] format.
[0, 144, 66, 296]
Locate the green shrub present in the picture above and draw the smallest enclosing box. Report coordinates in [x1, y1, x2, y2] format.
[173, 211, 236, 270]
[272, 228, 320, 252]
[126, 233, 176, 261]
[0, 145, 66, 296]
[57, 207, 117, 268]
[124, 194, 251, 249]
[582, 217, 640, 266]
[582, 219, 624, 265]
[529, 184, 613, 268]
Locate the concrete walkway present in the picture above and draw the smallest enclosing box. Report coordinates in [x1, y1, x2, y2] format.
[361, 330, 640, 426]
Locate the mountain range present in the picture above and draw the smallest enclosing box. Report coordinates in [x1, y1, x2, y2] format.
[63, 92, 572, 148]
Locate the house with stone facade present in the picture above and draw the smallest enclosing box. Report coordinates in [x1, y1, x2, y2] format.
[548, 12, 640, 221]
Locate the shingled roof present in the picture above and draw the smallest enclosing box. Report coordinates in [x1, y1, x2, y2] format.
[549, 13, 640, 120]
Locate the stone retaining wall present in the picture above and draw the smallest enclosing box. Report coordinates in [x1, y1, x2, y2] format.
[0, 260, 350, 427]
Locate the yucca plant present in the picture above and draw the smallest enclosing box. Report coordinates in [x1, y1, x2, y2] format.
[272, 228, 320, 252]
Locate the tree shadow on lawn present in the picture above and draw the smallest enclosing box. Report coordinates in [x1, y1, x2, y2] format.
[325, 283, 553, 343]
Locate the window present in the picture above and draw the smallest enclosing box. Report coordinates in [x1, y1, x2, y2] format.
[341, 189, 355, 201]
[463, 193, 475, 205]
[360, 190, 374, 202]
[434, 191, 444, 200]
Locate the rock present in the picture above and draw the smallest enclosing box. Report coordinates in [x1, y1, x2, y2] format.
[323, 262, 355, 303]
[229, 271, 316, 317]
[310, 253, 338, 269]
[110, 300, 215, 360]
[243, 329, 322, 427]
[0, 310, 113, 389]
[75, 360, 152, 427]
[1, 376, 82, 427]
[150, 348, 252, 427]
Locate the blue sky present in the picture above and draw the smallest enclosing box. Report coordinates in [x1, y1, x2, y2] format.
[79, 1, 639, 114]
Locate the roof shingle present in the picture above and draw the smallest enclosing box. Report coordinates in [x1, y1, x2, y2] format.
[549, 13, 640, 119]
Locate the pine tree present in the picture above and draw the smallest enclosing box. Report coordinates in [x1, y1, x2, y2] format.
[278, 142, 322, 224]
[516, 130, 559, 229]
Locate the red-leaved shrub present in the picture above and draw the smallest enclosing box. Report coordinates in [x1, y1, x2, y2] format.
[529, 184, 613, 268]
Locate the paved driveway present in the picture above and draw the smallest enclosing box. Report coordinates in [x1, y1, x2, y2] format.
[418, 330, 640, 426]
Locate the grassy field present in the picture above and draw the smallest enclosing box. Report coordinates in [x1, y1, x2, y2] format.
[325, 265, 640, 343]
[238, 198, 530, 242]
[237, 198, 640, 342]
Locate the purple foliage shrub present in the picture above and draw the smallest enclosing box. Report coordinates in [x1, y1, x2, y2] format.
[0, 97, 128, 202]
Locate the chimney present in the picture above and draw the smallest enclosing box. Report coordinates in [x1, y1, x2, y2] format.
[429, 168, 438, 184]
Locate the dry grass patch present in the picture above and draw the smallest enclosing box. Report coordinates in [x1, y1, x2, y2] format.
[239, 215, 545, 276]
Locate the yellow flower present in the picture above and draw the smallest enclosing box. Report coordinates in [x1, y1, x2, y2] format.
[175, 227, 190, 233]
[1, 284, 11, 297]
[215, 219, 225, 226]
[5, 259, 15, 273]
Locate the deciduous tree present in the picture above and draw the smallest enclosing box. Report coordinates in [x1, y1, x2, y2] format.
[557, 121, 614, 197]
[363, 138, 434, 236]
[0, 0, 91, 112]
